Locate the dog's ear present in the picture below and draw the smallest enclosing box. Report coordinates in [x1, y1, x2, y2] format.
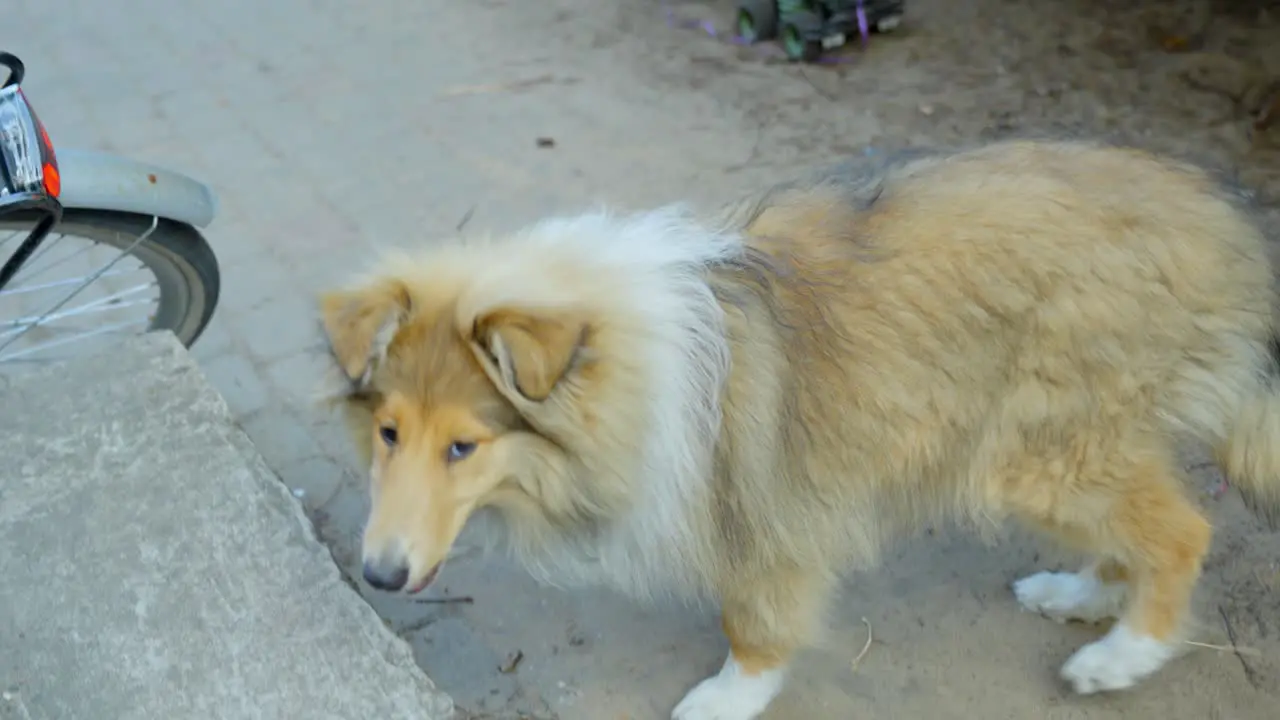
[319, 281, 411, 385]
[469, 308, 585, 402]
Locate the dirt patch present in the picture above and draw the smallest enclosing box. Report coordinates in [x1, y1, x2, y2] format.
[630, 0, 1280, 210]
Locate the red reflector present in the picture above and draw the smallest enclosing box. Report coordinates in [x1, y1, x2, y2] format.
[42, 162, 60, 197]
[38, 122, 56, 164]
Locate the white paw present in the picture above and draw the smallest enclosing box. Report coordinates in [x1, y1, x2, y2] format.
[1013, 570, 1125, 624]
[671, 654, 783, 720]
[1061, 624, 1176, 694]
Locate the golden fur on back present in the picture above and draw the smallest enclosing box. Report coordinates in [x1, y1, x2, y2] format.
[318, 139, 1280, 715]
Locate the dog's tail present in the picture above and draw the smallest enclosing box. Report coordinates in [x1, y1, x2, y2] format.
[1218, 337, 1280, 528]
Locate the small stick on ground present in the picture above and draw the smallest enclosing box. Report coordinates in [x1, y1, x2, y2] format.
[414, 595, 475, 605]
[499, 649, 524, 674]
[1184, 640, 1263, 658]
[438, 75, 557, 97]
[850, 617, 873, 673]
[456, 205, 476, 232]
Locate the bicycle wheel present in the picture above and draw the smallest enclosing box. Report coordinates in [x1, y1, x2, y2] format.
[0, 209, 220, 368]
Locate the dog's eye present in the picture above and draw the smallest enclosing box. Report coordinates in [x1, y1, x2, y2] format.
[446, 441, 477, 463]
[379, 425, 399, 447]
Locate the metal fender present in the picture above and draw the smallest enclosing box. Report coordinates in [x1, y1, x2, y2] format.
[54, 148, 219, 229]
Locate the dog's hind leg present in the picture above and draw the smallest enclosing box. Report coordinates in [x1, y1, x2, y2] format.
[1057, 478, 1210, 695]
[671, 566, 829, 720]
[1011, 445, 1212, 695]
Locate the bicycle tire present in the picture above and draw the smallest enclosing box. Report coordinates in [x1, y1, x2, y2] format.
[0, 209, 220, 350]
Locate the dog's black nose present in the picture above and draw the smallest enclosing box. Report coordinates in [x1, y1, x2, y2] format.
[362, 558, 409, 592]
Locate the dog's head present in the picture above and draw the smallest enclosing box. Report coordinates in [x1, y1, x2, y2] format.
[319, 275, 590, 594]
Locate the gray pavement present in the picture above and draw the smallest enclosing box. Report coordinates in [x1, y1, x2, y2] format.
[7, 0, 1280, 718]
[0, 332, 453, 720]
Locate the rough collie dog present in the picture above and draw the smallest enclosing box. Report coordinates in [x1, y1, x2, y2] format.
[318, 140, 1280, 720]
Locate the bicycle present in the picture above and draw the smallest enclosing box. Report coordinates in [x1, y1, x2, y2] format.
[0, 51, 221, 370]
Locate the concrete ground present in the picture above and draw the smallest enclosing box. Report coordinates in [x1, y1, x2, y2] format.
[9, 0, 1280, 717]
[0, 333, 453, 720]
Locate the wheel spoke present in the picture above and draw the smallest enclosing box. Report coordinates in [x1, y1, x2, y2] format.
[0, 228, 22, 250]
[0, 301, 153, 341]
[0, 216, 158, 357]
[11, 233, 77, 282]
[0, 318, 150, 363]
[0, 212, 201, 368]
[0, 267, 141, 297]
[0, 282, 155, 338]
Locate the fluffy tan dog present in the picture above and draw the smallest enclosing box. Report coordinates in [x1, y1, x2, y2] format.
[318, 140, 1280, 720]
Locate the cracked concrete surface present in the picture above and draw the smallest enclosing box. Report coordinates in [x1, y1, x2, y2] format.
[0, 333, 453, 720]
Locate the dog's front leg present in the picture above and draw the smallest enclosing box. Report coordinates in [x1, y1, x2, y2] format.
[671, 569, 828, 720]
